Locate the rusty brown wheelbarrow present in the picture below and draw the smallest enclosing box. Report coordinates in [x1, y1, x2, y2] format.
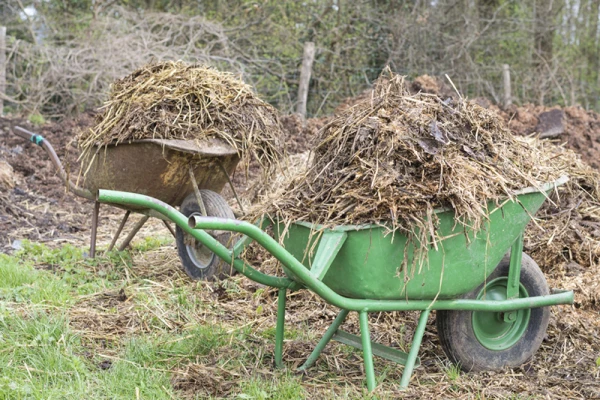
[13, 126, 243, 280]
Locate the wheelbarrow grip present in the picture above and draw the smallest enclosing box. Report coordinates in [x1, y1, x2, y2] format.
[12, 126, 95, 201]
[13, 126, 44, 145]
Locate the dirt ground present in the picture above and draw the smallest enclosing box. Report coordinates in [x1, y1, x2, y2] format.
[490, 103, 600, 170]
[0, 116, 93, 250]
[0, 93, 599, 397]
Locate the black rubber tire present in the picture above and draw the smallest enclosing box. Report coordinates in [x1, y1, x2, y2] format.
[436, 252, 550, 372]
[175, 190, 236, 280]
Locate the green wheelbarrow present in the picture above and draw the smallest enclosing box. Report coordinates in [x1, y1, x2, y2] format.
[98, 176, 574, 391]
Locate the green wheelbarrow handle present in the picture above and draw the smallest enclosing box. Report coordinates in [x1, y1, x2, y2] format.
[98, 189, 574, 313]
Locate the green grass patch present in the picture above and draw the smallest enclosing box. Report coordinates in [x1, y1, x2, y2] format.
[0, 253, 72, 305]
[236, 374, 306, 400]
[27, 113, 46, 126]
[259, 325, 303, 341]
[0, 311, 93, 398]
[131, 235, 174, 252]
[10, 241, 133, 296]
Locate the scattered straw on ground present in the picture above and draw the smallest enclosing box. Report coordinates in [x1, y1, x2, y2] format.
[169, 248, 600, 399]
[69, 290, 145, 346]
[78, 61, 284, 177]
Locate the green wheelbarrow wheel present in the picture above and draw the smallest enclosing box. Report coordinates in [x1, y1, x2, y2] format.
[436, 252, 550, 371]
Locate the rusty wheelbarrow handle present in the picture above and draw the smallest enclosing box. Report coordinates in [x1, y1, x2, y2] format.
[13, 126, 95, 201]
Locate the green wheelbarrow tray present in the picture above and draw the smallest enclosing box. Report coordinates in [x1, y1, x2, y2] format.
[97, 175, 574, 391]
[274, 178, 565, 300]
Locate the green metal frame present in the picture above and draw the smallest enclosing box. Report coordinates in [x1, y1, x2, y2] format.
[98, 189, 574, 391]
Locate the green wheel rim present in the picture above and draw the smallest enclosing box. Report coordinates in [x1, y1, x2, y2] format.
[472, 277, 530, 351]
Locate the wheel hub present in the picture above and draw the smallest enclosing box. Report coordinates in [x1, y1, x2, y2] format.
[471, 277, 530, 351]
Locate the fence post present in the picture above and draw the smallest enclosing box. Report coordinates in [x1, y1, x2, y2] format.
[502, 64, 512, 108]
[296, 41, 315, 118]
[0, 26, 6, 117]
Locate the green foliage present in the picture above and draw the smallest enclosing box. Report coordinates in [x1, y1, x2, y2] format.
[16, 241, 84, 266]
[259, 325, 302, 341]
[27, 113, 45, 126]
[95, 359, 176, 399]
[0, 311, 93, 399]
[6, 241, 133, 298]
[0, 237, 327, 399]
[131, 235, 174, 252]
[445, 363, 461, 382]
[0, 253, 72, 305]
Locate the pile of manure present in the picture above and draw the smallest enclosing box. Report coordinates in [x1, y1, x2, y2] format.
[78, 61, 284, 177]
[252, 68, 566, 262]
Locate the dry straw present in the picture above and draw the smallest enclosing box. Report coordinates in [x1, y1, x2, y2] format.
[252, 68, 566, 266]
[78, 61, 284, 178]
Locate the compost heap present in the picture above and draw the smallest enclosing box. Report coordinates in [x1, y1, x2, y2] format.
[78, 61, 284, 177]
[523, 145, 600, 269]
[470, 103, 600, 307]
[254, 68, 566, 268]
[523, 146, 600, 306]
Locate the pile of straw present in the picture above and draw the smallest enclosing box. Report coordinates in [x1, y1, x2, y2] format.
[78, 61, 284, 174]
[253, 68, 565, 250]
[0, 159, 15, 189]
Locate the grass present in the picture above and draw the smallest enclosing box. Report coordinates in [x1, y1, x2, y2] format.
[0, 240, 313, 400]
[445, 363, 461, 382]
[0, 239, 598, 399]
[236, 374, 306, 400]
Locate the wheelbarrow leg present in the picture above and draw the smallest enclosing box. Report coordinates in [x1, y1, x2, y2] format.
[399, 309, 431, 388]
[118, 215, 150, 251]
[89, 201, 100, 258]
[107, 211, 131, 252]
[162, 220, 176, 238]
[298, 309, 350, 371]
[358, 311, 376, 391]
[274, 288, 287, 369]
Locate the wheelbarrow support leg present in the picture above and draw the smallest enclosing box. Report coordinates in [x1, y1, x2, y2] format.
[359, 311, 376, 391]
[503, 234, 524, 323]
[298, 309, 350, 371]
[399, 308, 431, 388]
[162, 220, 176, 238]
[507, 234, 524, 300]
[107, 210, 131, 252]
[90, 201, 100, 258]
[118, 215, 150, 251]
[274, 288, 287, 369]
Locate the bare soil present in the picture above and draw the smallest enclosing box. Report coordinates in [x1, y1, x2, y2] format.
[490, 103, 600, 169]
[0, 115, 94, 250]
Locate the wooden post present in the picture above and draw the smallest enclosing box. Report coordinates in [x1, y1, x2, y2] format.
[0, 27, 6, 117]
[296, 41, 316, 118]
[502, 64, 512, 108]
